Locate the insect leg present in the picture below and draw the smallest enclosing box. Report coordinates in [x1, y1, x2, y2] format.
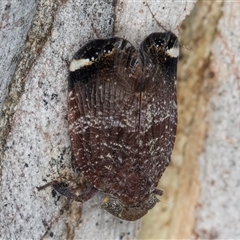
[52, 182, 98, 202]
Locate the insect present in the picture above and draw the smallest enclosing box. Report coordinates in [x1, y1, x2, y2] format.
[53, 31, 179, 221]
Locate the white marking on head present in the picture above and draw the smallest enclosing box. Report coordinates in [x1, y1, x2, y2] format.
[69, 58, 93, 72]
[166, 46, 179, 58]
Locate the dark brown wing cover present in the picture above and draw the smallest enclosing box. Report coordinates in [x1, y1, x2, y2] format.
[68, 32, 178, 218]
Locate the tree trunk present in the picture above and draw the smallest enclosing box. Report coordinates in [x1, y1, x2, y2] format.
[4, 1, 239, 239]
[0, 1, 195, 239]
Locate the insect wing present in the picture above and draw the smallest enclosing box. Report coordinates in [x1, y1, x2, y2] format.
[68, 38, 142, 192]
[138, 32, 178, 184]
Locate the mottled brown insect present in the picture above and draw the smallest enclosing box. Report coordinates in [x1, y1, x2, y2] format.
[54, 31, 178, 221]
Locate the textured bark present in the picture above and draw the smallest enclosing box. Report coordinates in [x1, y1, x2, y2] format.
[0, 1, 195, 239]
[194, 1, 240, 238]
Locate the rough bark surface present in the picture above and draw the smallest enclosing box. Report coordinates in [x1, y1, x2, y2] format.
[0, 1, 194, 239]
[194, 2, 240, 238]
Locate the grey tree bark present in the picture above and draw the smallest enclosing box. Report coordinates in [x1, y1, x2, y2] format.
[2, 1, 240, 240]
[0, 1, 195, 239]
